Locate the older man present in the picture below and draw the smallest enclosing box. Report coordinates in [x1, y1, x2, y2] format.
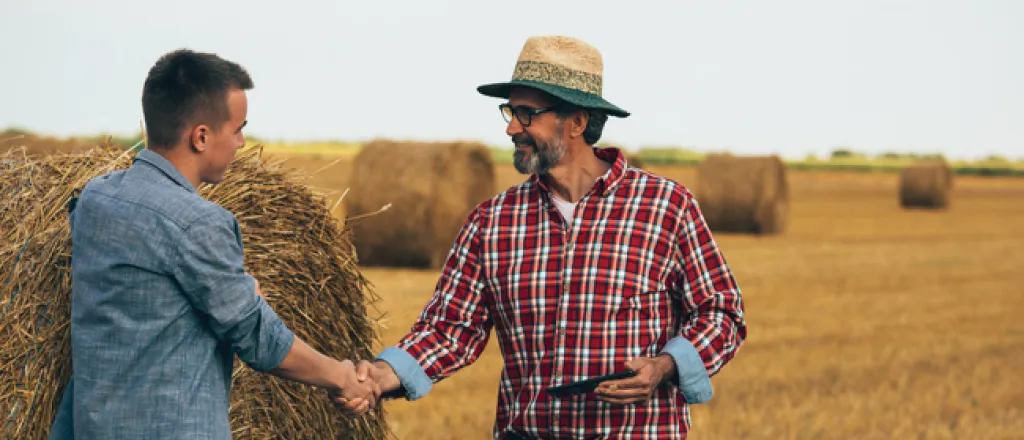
[344, 36, 747, 439]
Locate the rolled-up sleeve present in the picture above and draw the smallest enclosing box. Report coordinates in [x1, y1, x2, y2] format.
[379, 206, 493, 401]
[664, 188, 747, 404]
[172, 211, 295, 372]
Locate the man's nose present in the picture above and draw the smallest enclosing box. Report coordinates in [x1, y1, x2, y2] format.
[505, 116, 524, 137]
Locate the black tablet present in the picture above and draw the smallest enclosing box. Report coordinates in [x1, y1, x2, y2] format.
[547, 370, 638, 398]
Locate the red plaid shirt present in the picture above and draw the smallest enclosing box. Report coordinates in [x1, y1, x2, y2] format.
[391, 147, 746, 439]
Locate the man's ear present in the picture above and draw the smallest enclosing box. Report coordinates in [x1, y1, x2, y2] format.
[570, 110, 589, 139]
[189, 125, 210, 152]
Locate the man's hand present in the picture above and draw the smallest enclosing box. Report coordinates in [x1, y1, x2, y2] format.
[333, 359, 401, 417]
[595, 355, 677, 405]
[326, 359, 382, 416]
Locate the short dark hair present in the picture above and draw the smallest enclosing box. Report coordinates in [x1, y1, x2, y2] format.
[555, 104, 608, 145]
[141, 49, 254, 148]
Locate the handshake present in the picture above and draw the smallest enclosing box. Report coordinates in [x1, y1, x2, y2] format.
[254, 278, 401, 417]
[322, 359, 401, 417]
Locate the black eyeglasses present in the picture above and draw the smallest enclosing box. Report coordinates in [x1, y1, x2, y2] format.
[499, 103, 560, 127]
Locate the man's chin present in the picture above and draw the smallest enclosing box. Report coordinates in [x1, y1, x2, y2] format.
[513, 151, 531, 174]
[200, 172, 227, 186]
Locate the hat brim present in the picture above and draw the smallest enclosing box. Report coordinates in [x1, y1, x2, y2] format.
[477, 80, 630, 118]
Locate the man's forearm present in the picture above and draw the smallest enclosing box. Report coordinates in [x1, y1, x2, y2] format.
[269, 336, 345, 389]
[373, 346, 434, 400]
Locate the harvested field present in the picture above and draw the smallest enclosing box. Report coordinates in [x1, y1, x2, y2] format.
[271, 152, 1024, 440]
[0, 132, 111, 157]
[626, 154, 644, 169]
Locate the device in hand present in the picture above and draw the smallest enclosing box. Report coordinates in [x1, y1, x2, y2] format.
[547, 370, 638, 398]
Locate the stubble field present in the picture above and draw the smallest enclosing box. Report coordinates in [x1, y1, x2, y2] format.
[275, 152, 1024, 440]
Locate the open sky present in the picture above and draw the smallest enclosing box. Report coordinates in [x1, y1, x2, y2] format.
[1, 0, 1020, 160]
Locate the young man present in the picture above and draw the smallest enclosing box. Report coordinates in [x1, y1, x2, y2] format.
[342, 36, 748, 439]
[48, 49, 378, 440]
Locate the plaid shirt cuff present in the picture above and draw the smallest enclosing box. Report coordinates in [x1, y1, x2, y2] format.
[376, 346, 432, 401]
[661, 336, 714, 404]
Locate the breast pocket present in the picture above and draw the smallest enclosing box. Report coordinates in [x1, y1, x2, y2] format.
[614, 288, 673, 359]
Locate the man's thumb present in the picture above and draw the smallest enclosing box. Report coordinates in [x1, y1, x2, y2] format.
[357, 361, 372, 381]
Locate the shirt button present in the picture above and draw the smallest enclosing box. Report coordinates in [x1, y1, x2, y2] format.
[558, 328, 566, 336]
[555, 372, 562, 380]
[563, 280, 569, 290]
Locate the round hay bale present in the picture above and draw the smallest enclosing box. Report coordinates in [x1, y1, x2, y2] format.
[345, 140, 496, 268]
[694, 153, 789, 234]
[898, 160, 952, 209]
[0, 145, 388, 440]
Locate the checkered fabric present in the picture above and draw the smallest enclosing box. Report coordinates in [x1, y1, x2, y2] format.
[394, 147, 747, 439]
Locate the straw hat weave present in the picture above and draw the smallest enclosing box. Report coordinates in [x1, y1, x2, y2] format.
[477, 36, 629, 117]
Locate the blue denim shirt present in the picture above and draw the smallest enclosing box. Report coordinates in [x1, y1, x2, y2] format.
[47, 149, 295, 440]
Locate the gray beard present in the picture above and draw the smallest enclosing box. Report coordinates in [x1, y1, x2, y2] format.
[512, 136, 566, 175]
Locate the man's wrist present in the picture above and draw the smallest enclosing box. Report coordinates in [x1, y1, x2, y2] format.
[374, 346, 433, 400]
[655, 353, 677, 385]
[372, 359, 401, 393]
[325, 357, 352, 390]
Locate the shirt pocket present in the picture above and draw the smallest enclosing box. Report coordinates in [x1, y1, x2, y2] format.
[613, 288, 673, 359]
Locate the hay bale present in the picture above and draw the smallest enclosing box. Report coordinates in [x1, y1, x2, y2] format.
[694, 153, 789, 234]
[898, 160, 953, 209]
[345, 140, 496, 268]
[0, 144, 388, 440]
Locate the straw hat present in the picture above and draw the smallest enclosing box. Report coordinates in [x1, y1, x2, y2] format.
[477, 36, 630, 118]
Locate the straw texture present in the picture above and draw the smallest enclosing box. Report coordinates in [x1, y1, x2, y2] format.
[694, 153, 789, 235]
[899, 160, 953, 209]
[0, 143, 389, 439]
[344, 140, 496, 269]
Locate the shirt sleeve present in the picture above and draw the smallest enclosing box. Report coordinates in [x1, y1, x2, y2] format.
[661, 188, 748, 404]
[375, 206, 493, 401]
[171, 210, 295, 372]
[46, 376, 74, 440]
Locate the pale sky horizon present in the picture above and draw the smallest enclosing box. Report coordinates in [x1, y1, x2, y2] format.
[1, 0, 1021, 160]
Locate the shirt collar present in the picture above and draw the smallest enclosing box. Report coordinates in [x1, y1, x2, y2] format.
[531, 146, 627, 199]
[133, 148, 198, 193]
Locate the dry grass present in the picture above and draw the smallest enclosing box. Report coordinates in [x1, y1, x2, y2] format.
[271, 153, 1024, 439]
[368, 164, 1024, 440]
[1, 146, 388, 439]
[899, 160, 954, 209]
[695, 154, 789, 234]
[124, 152, 1024, 439]
[345, 140, 496, 269]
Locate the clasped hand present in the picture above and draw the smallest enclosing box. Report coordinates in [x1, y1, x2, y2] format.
[327, 359, 400, 417]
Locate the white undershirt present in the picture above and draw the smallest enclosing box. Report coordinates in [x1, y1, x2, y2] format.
[549, 168, 613, 224]
[551, 196, 576, 224]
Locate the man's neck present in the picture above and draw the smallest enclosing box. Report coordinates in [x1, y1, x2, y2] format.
[542, 146, 611, 203]
[150, 146, 203, 189]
